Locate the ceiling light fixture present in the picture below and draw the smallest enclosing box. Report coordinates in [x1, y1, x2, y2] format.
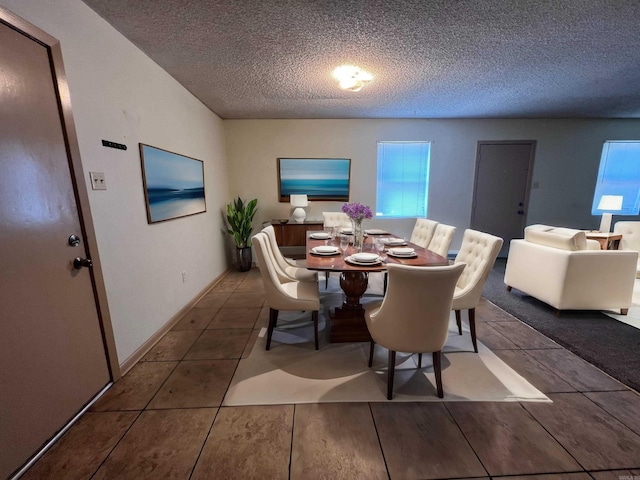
[332, 65, 373, 92]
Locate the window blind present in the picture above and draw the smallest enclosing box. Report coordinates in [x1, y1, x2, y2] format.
[376, 141, 430, 218]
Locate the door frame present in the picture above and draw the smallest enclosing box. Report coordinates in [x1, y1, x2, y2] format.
[0, 6, 120, 380]
[470, 140, 537, 235]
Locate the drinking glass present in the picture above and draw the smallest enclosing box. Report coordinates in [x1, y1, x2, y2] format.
[340, 234, 349, 252]
[373, 237, 381, 252]
[374, 238, 386, 261]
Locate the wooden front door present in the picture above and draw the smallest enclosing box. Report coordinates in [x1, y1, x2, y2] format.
[471, 141, 536, 257]
[0, 17, 111, 478]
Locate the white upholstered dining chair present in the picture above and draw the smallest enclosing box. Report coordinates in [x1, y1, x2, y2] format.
[451, 229, 503, 353]
[322, 211, 352, 230]
[364, 263, 465, 399]
[410, 218, 439, 248]
[381, 221, 455, 295]
[261, 225, 317, 282]
[428, 223, 457, 259]
[252, 233, 320, 350]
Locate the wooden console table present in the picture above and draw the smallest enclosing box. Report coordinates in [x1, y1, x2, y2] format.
[271, 219, 323, 246]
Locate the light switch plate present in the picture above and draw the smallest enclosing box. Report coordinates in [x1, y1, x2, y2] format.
[89, 171, 107, 190]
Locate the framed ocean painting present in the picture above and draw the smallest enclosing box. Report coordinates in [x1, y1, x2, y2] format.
[278, 158, 351, 202]
[139, 144, 206, 223]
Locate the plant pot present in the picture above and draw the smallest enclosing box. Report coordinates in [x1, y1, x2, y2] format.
[236, 247, 252, 272]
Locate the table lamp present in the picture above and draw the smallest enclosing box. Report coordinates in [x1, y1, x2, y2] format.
[290, 194, 308, 223]
[597, 194, 623, 232]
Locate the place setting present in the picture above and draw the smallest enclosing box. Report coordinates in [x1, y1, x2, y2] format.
[381, 237, 408, 246]
[309, 231, 332, 240]
[344, 251, 383, 266]
[386, 246, 418, 258]
[310, 245, 341, 256]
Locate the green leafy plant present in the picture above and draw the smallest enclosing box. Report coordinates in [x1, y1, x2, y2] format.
[226, 197, 258, 248]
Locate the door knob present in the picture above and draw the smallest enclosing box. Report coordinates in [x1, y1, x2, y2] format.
[73, 257, 93, 269]
[68, 234, 81, 247]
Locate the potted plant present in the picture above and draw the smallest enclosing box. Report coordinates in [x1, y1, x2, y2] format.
[226, 196, 258, 271]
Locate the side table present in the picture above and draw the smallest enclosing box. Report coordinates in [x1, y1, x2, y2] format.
[585, 232, 622, 250]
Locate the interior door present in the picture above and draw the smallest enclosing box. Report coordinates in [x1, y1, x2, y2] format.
[470, 141, 536, 257]
[0, 20, 111, 478]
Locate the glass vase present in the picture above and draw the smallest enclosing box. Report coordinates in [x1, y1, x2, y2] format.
[352, 219, 364, 252]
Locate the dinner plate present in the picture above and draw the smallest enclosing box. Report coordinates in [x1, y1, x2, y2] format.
[311, 246, 340, 255]
[310, 232, 331, 240]
[387, 251, 418, 258]
[364, 229, 389, 235]
[383, 238, 407, 246]
[345, 255, 382, 266]
[352, 252, 379, 262]
[389, 247, 415, 255]
[340, 229, 353, 235]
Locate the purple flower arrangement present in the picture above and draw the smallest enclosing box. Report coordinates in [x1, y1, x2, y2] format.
[341, 202, 373, 221]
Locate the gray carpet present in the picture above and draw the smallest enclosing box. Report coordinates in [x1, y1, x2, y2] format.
[482, 259, 640, 392]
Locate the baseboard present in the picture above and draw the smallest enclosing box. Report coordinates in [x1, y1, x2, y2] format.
[119, 269, 231, 375]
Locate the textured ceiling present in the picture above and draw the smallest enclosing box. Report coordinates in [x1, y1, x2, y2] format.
[81, 0, 640, 119]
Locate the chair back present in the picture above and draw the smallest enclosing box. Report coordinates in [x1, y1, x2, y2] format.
[410, 218, 439, 248]
[428, 224, 456, 258]
[614, 221, 640, 251]
[322, 211, 351, 229]
[453, 229, 503, 306]
[255, 228, 296, 284]
[252, 233, 294, 309]
[366, 263, 465, 353]
[262, 225, 294, 269]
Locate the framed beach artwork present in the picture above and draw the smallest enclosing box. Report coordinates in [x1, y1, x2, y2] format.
[139, 144, 206, 223]
[277, 158, 351, 202]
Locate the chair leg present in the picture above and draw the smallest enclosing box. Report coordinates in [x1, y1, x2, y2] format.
[417, 353, 422, 368]
[368, 341, 375, 367]
[387, 350, 396, 400]
[312, 310, 319, 350]
[455, 310, 462, 335]
[383, 272, 388, 295]
[325, 271, 329, 289]
[469, 308, 477, 353]
[266, 308, 278, 351]
[506, 285, 512, 292]
[433, 351, 443, 398]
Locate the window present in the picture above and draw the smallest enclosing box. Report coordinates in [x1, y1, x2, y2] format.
[376, 141, 430, 218]
[591, 141, 640, 215]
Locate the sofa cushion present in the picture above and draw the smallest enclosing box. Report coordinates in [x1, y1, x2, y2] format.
[524, 225, 587, 251]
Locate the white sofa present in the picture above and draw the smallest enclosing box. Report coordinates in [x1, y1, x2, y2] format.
[504, 225, 637, 315]
[613, 221, 640, 278]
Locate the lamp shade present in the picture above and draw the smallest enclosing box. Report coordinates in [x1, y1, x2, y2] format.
[290, 194, 308, 207]
[597, 195, 623, 233]
[597, 195, 623, 211]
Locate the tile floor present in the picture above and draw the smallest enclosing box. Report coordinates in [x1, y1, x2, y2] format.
[21, 268, 640, 480]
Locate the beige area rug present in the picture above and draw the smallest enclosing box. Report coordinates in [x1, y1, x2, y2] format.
[223, 274, 549, 405]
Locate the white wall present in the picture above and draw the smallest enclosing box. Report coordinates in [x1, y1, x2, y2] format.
[225, 118, 640, 248]
[1, 0, 231, 364]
